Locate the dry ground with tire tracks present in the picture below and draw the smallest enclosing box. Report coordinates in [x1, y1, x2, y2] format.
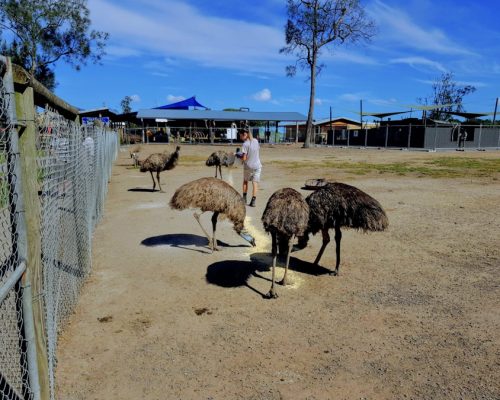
[57, 143, 499, 399]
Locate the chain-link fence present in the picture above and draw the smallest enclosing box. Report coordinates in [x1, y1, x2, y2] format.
[0, 56, 33, 400]
[36, 110, 117, 398]
[286, 123, 500, 150]
[0, 57, 118, 399]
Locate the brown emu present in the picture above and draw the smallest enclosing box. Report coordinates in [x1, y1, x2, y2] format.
[205, 148, 239, 179]
[261, 188, 309, 298]
[139, 146, 180, 192]
[296, 182, 388, 276]
[169, 177, 256, 252]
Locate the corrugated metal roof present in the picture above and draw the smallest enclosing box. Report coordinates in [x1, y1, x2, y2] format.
[136, 109, 307, 121]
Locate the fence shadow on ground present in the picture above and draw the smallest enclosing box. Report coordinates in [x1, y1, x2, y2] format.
[141, 233, 250, 254]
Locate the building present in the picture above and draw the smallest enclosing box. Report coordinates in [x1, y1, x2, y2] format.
[283, 117, 362, 143]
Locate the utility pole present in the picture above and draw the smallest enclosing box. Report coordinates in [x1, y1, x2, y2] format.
[493, 97, 498, 124]
[360, 99, 363, 129]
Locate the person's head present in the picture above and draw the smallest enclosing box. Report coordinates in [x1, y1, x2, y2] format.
[239, 129, 252, 141]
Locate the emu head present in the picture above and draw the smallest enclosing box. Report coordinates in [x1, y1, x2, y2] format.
[234, 221, 256, 247]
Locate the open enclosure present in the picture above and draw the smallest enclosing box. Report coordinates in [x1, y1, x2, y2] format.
[55, 143, 499, 399]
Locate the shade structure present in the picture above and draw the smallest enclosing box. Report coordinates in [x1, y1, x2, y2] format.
[155, 96, 207, 110]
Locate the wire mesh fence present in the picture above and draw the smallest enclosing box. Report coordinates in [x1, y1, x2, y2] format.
[288, 123, 500, 150]
[36, 110, 118, 398]
[1, 57, 118, 399]
[0, 58, 32, 400]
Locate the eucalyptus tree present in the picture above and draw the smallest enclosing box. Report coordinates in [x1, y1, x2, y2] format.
[0, 0, 108, 90]
[281, 0, 375, 147]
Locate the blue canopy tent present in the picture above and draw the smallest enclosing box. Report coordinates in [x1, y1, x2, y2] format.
[155, 96, 207, 110]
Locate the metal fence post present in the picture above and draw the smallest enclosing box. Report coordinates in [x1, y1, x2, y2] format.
[478, 124, 482, 150]
[433, 123, 438, 151]
[408, 123, 412, 149]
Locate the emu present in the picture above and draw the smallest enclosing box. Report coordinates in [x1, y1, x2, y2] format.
[261, 188, 309, 298]
[296, 182, 388, 276]
[205, 148, 239, 179]
[169, 177, 256, 252]
[139, 146, 180, 192]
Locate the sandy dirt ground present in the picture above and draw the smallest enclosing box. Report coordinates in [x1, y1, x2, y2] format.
[56, 144, 499, 400]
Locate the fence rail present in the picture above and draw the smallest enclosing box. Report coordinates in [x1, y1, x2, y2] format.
[0, 57, 118, 399]
[289, 123, 500, 151]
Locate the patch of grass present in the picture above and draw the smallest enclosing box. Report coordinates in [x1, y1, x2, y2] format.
[270, 157, 500, 178]
[180, 155, 207, 164]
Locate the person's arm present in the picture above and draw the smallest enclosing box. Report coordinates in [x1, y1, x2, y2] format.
[241, 142, 249, 162]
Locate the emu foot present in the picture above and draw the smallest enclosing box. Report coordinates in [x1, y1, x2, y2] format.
[279, 278, 291, 286]
[210, 240, 220, 252]
[329, 270, 338, 276]
[264, 290, 279, 299]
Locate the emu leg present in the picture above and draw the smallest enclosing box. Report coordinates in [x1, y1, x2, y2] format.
[219, 165, 223, 179]
[279, 236, 294, 286]
[150, 171, 156, 191]
[214, 166, 218, 178]
[193, 212, 212, 247]
[313, 229, 331, 266]
[157, 171, 164, 192]
[211, 212, 220, 252]
[334, 224, 342, 276]
[265, 232, 278, 299]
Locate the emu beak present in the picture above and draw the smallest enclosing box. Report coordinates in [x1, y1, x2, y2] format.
[240, 231, 256, 247]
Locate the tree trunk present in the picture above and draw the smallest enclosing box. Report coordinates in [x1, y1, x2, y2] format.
[304, 60, 316, 148]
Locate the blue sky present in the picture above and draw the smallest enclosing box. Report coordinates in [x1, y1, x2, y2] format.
[54, 0, 500, 121]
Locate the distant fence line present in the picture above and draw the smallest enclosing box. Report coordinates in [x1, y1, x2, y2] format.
[285, 123, 500, 151]
[120, 123, 500, 151]
[0, 57, 118, 400]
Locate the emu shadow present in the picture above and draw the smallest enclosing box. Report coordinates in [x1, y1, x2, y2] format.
[141, 233, 249, 254]
[206, 259, 269, 297]
[250, 252, 331, 277]
[128, 188, 157, 192]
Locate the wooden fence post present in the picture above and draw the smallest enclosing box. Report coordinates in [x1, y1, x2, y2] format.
[15, 83, 50, 400]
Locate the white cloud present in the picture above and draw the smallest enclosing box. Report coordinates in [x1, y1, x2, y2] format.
[368, 97, 398, 106]
[106, 45, 142, 58]
[88, 0, 287, 74]
[339, 92, 367, 102]
[369, 0, 474, 56]
[390, 57, 447, 73]
[129, 94, 141, 102]
[314, 98, 332, 106]
[167, 95, 186, 103]
[252, 88, 272, 102]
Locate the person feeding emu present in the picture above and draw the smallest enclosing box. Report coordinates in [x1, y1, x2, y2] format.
[295, 182, 388, 276]
[169, 177, 256, 252]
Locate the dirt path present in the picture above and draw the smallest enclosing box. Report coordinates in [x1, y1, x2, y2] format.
[56, 144, 500, 399]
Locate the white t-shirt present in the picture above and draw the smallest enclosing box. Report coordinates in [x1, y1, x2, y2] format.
[242, 138, 262, 169]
